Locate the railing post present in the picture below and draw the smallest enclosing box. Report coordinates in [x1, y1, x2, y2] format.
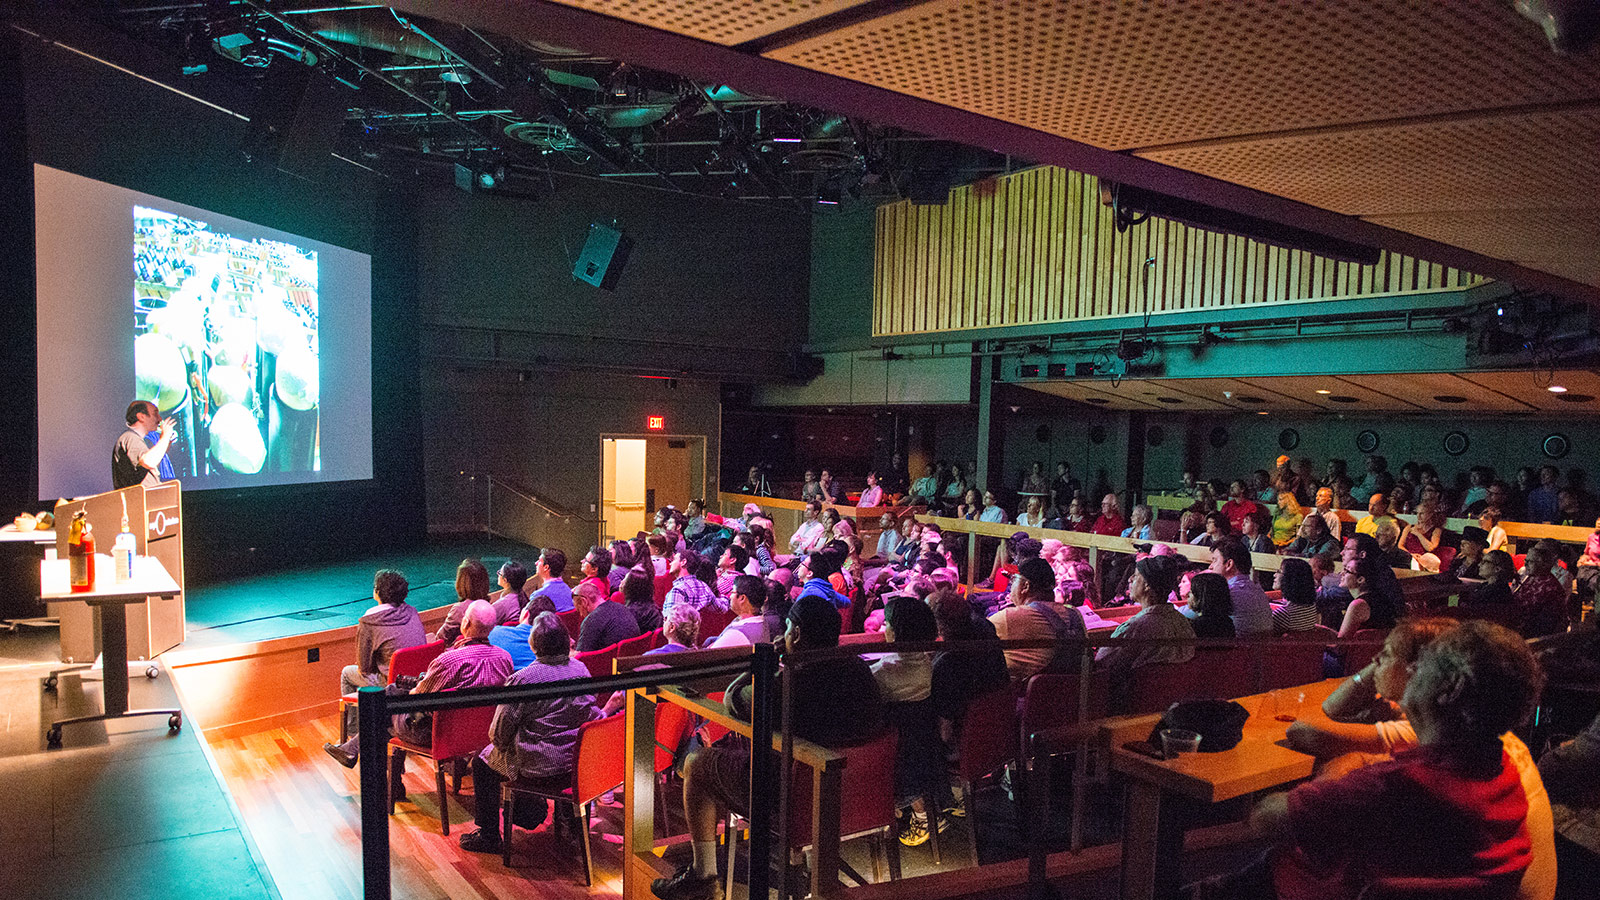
[358, 685, 391, 900]
[747, 642, 779, 900]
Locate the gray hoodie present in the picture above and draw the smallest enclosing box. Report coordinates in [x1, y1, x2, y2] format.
[356, 603, 427, 679]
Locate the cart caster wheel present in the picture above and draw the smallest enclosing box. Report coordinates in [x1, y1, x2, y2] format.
[169, 714, 182, 731]
[46, 727, 62, 748]
[43, 675, 58, 692]
[146, 665, 160, 679]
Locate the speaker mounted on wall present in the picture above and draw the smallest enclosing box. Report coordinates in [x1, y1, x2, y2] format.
[1355, 430, 1380, 453]
[573, 223, 632, 291]
[243, 67, 348, 182]
[1209, 426, 1230, 449]
[1443, 431, 1470, 456]
[1278, 428, 1300, 451]
[1543, 433, 1571, 459]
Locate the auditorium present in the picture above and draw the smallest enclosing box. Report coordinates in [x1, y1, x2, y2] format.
[2, 3, 1597, 900]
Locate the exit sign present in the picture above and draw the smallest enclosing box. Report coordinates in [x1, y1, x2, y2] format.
[647, 415, 665, 430]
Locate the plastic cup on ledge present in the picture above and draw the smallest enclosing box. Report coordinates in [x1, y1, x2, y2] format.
[1160, 728, 1202, 759]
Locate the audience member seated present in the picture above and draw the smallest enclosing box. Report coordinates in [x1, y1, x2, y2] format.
[1091, 492, 1126, 536]
[1538, 709, 1600, 896]
[1187, 572, 1237, 640]
[907, 463, 939, 506]
[650, 595, 886, 900]
[1310, 487, 1343, 541]
[988, 557, 1087, 684]
[871, 595, 947, 846]
[1214, 621, 1544, 900]
[648, 604, 700, 656]
[857, 470, 884, 509]
[927, 588, 1009, 731]
[1399, 504, 1457, 573]
[868, 513, 900, 563]
[799, 469, 822, 503]
[1240, 508, 1275, 556]
[574, 579, 641, 653]
[1061, 496, 1092, 532]
[1096, 554, 1194, 686]
[1354, 492, 1397, 539]
[1373, 518, 1413, 570]
[339, 569, 427, 740]
[1473, 549, 1518, 608]
[457, 612, 601, 854]
[493, 561, 531, 624]
[1528, 464, 1561, 524]
[1190, 510, 1231, 548]
[1194, 537, 1274, 636]
[747, 524, 778, 575]
[1335, 553, 1402, 639]
[1272, 558, 1322, 634]
[1271, 492, 1305, 548]
[1351, 453, 1396, 505]
[1017, 494, 1047, 527]
[714, 545, 748, 598]
[662, 548, 722, 622]
[647, 533, 673, 576]
[436, 558, 496, 644]
[1514, 542, 1570, 637]
[1281, 510, 1338, 558]
[706, 575, 773, 648]
[788, 500, 827, 557]
[578, 547, 612, 601]
[1450, 525, 1490, 580]
[1051, 461, 1082, 509]
[818, 467, 846, 505]
[325, 600, 514, 768]
[1479, 507, 1510, 552]
[1222, 480, 1262, 533]
[795, 548, 851, 610]
[942, 463, 970, 514]
[531, 548, 574, 613]
[1121, 503, 1154, 540]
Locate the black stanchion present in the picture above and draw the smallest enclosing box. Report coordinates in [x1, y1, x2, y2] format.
[358, 685, 391, 900]
[746, 643, 779, 900]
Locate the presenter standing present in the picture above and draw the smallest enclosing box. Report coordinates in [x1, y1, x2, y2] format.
[112, 400, 175, 489]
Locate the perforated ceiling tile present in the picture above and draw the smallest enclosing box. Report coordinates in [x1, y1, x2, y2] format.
[766, 0, 1600, 151]
[542, 0, 874, 46]
[1139, 108, 1600, 217]
[1363, 208, 1600, 288]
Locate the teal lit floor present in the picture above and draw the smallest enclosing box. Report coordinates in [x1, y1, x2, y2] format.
[181, 535, 540, 649]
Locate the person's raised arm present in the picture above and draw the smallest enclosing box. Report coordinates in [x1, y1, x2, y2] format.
[139, 417, 176, 472]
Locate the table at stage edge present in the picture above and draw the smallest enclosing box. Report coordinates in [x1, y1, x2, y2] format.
[0, 525, 56, 544]
[1102, 678, 1342, 900]
[39, 554, 182, 745]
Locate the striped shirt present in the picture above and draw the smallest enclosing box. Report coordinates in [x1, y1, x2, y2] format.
[663, 574, 720, 621]
[1273, 602, 1322, 634]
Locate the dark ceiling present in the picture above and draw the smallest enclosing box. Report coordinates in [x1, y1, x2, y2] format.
[68, 1, 1018, 208]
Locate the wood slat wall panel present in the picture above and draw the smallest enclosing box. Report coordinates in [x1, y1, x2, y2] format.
[873, 167, 1487, 336]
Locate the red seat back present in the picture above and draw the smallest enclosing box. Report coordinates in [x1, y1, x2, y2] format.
[1262, 632, 1332, 690]
[653, 700, 693, 774]
[558, 608, 583, 641]
[574, 713, 627, 805]
[697, 606, 736, 645]
[1128, 646, 1258, 715]
[429, 702, 497, 762]
[608, 589, 624, 604]
[958, 686, 1020, 784]
[652, 575, 671, 609]
[389, 639, 447, 684]
[617, 630, 655, 658]
[1342, 628, 1390, 673]
[1020, 671, 1109, 738]
[574, 644, 620, 679]
[649, 628, 668, 650]
[787, 731, 898, 846]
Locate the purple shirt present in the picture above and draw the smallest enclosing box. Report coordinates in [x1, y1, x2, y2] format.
[415, 638, 514, 694]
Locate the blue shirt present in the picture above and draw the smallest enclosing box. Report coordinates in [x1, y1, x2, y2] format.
[488, 623, 535, 670]
[1121, 524, 1153, 540]
[533, 579, 574, 613]
[797, 577, 851, 609]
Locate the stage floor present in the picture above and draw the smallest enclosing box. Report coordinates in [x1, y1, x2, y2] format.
[182, 535, 540, 649]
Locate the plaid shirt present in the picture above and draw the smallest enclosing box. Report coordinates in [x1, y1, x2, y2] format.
[663, 574, 721, 621]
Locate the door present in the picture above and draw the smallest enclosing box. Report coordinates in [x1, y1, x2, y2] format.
[602, 438, 646, 543]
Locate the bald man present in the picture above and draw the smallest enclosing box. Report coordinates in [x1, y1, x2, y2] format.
[325, 599, 513, 768]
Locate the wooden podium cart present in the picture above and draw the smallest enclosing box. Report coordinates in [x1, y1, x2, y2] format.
[50, 481, 185, 663]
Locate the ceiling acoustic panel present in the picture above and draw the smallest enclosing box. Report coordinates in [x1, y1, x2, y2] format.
[543, 0, 874, 46]
[1363, 209, 1600, 290]
[1139, 108, 1600, 218]
[765, 0, 1600, 152]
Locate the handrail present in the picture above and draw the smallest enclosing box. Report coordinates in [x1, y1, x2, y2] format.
[1145, 492, 1594, 545]
[485, 473, 592, 521]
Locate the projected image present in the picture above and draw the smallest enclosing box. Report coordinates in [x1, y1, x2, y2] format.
[134, 206, 320, 477]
